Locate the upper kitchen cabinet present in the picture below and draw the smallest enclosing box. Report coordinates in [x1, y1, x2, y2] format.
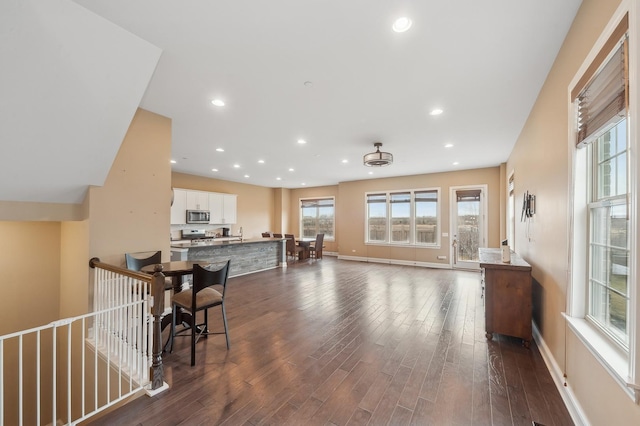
[186, 190, 209, 211]
[170, 188, 187, 224]
[209, 193, 237, 224]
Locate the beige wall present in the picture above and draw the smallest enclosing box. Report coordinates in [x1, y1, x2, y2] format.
[172, 172, 276, 239]
[0, 222, 61, 334]
[508, 0, 640, 423]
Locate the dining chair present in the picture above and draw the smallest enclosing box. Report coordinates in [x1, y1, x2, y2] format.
[125, 251, 172, 290]
[285, 234, 303, 261]
[273, 233, 283, 238]
[169, 260, 231, 366]
[309, 233, 325, 259]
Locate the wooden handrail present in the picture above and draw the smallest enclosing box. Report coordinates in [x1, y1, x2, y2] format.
[89, 257, 157, 281]
[89, 257, 166, 392]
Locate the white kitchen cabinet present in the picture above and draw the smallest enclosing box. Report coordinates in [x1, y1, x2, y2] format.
[170, 188, 187, 224]
[209, 193, 237, 224]
[222, 194, 237, 224]
[186, 190, 209, 211]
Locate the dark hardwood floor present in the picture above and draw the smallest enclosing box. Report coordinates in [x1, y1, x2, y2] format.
[86, 257, 573, 426]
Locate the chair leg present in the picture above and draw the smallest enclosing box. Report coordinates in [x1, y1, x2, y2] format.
[190, 309, 196, 366]
[169, 304, 177, 353]
[221, 303, 230, 349]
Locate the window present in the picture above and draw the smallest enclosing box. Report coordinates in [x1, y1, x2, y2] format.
[367, 194, 387, 242]
[588, 120, 629, 346]
[507, 174, 515, 250]
[415, 190, 438, 244]
[300, 197, 335, 239]
[366, 189, 439, 246]
[390, 192, 411, 243]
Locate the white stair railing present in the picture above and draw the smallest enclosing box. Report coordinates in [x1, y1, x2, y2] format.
[0, 259, 166, 426]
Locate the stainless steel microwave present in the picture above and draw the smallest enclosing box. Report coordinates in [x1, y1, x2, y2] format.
[186, 210, 210, 224]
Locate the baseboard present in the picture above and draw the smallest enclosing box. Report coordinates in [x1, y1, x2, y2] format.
[337, 255, 451, 270]
[532, 322, 588, 426]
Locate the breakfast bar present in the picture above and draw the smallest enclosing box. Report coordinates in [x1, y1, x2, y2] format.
[170, 237, 285, 277]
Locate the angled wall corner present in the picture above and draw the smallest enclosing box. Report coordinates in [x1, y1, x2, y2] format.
[0, 0, 162, 204]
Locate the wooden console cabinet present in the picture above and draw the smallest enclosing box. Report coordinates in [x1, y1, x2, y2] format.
[479, 248, 532, 347]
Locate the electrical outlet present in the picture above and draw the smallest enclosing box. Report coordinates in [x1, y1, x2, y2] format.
[437, 255, 446, 260]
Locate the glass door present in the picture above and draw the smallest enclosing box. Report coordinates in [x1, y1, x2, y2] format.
[451, 186, 486, 269]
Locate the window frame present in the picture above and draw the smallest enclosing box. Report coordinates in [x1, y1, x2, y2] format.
[299, 196, 335, 241]
[586, 120, 630, 350]
[365, 188, 441, 248]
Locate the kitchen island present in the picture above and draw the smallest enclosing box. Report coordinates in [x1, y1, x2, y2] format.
[170, 237, 285, 277]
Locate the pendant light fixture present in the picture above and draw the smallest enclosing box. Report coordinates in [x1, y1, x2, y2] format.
[363, 142, 393, 167]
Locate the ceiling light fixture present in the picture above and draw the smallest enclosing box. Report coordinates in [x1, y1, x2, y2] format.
[212, 168, 218, 172]
[216, 148, 224, 152]
[211, 99, 225, 107]
[444, 143, 453, 148]
[233, 164, 240, 168]
[258, 159, 265, 164]
[363, 142, 393, 167]
[170, 160, 176, 164]
[297, 139, 307, 144]
[392, 17, 412, 33]
[430, 108, 443, 116]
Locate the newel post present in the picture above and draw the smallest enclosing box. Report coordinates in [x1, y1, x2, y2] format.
[149, 264, 166, 391]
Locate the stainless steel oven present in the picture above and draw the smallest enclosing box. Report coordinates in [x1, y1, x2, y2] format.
[186, 210, 210, 224]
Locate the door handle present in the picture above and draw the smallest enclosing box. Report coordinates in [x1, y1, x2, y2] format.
[452, 238, 457, 264]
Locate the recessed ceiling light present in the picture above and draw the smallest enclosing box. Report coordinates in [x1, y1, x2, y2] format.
[444, 143, 454, 148]
[211, 168, 218, 172]
[216, 148, 225, 152]
[233, 164, 240, 168]
[453, 161, 460, 165]
[170, 160, 176, 164]
[368, 171, 373, 175]
[392, 17, 412, 33]
[258, 159, 265, 164]
[289, 168, 295, 172]
[211, 99, 225, 107]
[276, 177, 282, 181]
[430, 108, 444, 116]
[301, 183, 306, 186]
[297, 139, 307, 144]
[244, 174, 250, 178]
[342, 159, 349, 164]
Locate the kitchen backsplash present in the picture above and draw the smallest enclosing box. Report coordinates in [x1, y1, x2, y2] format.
[170, 224, 239, 240]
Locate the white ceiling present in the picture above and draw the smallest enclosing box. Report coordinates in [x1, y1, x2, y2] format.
[2, 1, 583, 203]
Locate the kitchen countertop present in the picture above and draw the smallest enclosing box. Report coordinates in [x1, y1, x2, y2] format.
[170, 237, 284, 249]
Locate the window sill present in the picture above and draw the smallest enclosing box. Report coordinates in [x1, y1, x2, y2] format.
[364, 242, 440, 249]
[563, 313, 638, 401]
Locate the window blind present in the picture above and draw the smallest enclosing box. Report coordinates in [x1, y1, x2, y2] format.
[367, 194, 387, 203]
[301, 198, 334, 208]
[415, 190, 437, 202]
[456, 190, 481, 202]
[574, 15, 628, 148]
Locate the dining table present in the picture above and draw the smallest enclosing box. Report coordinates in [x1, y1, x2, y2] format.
[296, 237, 316, 260]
